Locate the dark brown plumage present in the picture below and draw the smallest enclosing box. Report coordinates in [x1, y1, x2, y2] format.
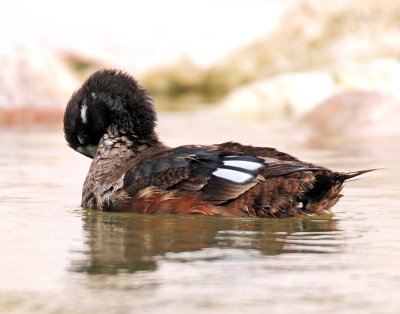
[64, 69, 374, 218]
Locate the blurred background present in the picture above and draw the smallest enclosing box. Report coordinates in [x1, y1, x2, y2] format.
[1, 1, 400, 314]
[1, 0, 400, 141]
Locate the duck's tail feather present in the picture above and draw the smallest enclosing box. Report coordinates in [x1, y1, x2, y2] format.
[339, 168, 380, 181]
[301, 168, 379, 215]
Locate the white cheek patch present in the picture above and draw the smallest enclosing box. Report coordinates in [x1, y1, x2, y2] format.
[212, 168, 254, 184]
[81, 103, 88, 124]
[222, 160, 264, 171]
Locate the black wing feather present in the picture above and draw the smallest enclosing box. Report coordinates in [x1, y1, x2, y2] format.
[121, 145, 325, 204]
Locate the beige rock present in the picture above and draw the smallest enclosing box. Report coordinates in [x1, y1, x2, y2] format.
[332, 59, 400, 98]
[220, 71, 335, 120]
[220, 59, 400, 121]
[0, 42, 77, 124]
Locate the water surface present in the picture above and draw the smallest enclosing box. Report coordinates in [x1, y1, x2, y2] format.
[0, 118, 399, 314]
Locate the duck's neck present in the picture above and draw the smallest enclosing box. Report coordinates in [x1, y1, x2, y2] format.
[107, 123, 162, 151]
[88, 124, 165, 178]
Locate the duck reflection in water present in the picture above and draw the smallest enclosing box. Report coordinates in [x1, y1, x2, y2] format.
[72, 212, 340, 275]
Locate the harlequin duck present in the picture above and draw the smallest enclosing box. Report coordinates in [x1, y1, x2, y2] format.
[64, 69, 373, 217]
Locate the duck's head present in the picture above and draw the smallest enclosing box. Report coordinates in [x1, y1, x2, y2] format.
[64, 69, 158, 158]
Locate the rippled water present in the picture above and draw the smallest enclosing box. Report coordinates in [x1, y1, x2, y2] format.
[0, 115, 399, 314]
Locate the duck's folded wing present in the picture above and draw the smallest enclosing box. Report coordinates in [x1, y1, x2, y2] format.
[121, 146, 324, 205]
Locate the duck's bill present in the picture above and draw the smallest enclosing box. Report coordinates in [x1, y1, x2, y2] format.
[76, 145, 98, 158]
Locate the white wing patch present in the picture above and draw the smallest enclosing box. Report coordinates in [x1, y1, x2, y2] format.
[212, 168, 254, 184]
[222, 160, 264, 171]
[81, 103, 88, 124]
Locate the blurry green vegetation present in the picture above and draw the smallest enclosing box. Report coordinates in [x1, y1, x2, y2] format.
[63, 53, 103, 80]
[142, 0, 400, 110]
[141, 58, 243, 110]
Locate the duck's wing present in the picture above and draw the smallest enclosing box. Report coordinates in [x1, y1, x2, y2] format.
[121, 145, 324, 204]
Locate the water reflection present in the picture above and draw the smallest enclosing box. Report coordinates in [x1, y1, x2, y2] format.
[72, 211, 341, 275]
